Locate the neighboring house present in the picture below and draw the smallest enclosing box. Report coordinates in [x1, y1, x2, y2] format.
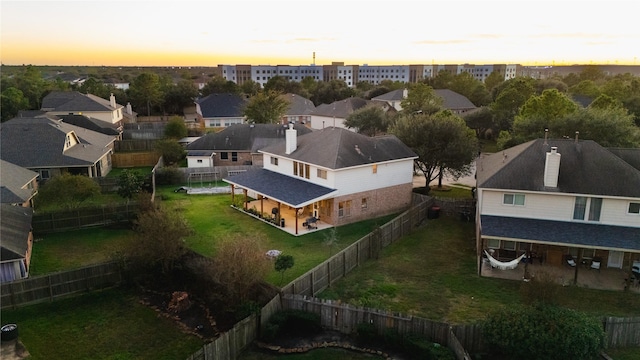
[309, 97, 374, 130]
[371, 88, 477, 114]
[41, 91, 126, 128]
[0, 160, 39, 207]
[195, 93, 247, 128]
[186, 123, 312, 167]
[224, 125, 418, 233]
[0, 117, 116, 181]
[279, 93, 316, 125]
[0, 204, 34, 283]
[57, 114, 122, 138]
[476, 138, 640, 275]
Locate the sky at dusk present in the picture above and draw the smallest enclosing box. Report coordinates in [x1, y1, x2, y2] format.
[1, 0, 638, 67]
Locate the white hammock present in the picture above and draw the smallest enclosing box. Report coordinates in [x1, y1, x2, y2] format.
[484, 250, 526, 270]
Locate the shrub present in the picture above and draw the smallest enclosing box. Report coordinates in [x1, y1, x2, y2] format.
[353, 324, 454, 360]
[483, 305, 604, 360]
[519, 269, 561, 306]
[155, 167, 183, 185]
[261, 310, 321, 342]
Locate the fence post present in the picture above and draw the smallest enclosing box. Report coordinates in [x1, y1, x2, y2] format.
[48, 274, 53, 301]
[327, 261, 332, 288]
[310, 271, 315, 296]
[343, 251, 346, 277]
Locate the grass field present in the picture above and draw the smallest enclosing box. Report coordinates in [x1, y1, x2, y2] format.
[318, 216, 640, 324]
[1, 288, 204, 360]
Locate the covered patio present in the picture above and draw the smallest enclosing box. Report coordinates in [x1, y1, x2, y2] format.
[224, 168, 338, 236]
[479, 215, 640, 292]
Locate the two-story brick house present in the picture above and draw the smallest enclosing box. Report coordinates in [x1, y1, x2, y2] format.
[224, 125, 417, 234]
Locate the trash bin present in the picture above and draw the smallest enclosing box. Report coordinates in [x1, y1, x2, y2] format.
[280, 218, 285, 227]
[427, 206, 440, 219]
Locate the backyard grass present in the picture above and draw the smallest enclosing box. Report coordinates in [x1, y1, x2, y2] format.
[106, 166, 154, 178]
[29, 227, 135, 275]
[238, 347, 384, 359]
[1, 288, 205, 360]
[155, 185, 397, 285]
[428, 184, 474, 199]
[318, 216, 640, 324]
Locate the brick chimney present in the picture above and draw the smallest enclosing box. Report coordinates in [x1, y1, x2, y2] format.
[544, 146, 561, 188]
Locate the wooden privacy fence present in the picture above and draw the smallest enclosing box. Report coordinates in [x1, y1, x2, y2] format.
[32, 203, 139, 234]
[175, 165, 256, 183]
[0, 262, 122, 309]
[112, 151, 160, 168]
[186, 295, 282, 360]
[114, 139, 159, 152]
[603, 316, 640, 348]
[281, 199, 432, 297]
[282, 294, 472, 360]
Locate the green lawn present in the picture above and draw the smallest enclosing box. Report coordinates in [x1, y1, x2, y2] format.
[318, 217, 640, 324]
[155, 186, 396, 285]
[1, 288, 204, 360]
[29, 227, 135, 275]
[106, 166, 154, 178]
[238, 347, 384, 359]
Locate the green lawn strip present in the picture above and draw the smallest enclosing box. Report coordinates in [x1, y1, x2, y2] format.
[604, 347, 640, 360]
[429, 185, 473, 199]
[35, 192, 126, 213]
[238, 347, 385, 360]
[107, 166, 154, 178]
[1, 288, 204, 360]
[318, 217, 640, 323]
[29, 228, 135, 275]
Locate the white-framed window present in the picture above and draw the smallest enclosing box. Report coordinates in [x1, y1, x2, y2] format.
[487, 239, 500, 249]
[503, 241, 516, 251]
[338, 200, 351, 217]
[270, 157, 278, 166]
[231, 152, 238, 162]
[573, 197, 603, 221]
[197, 159, 203, 164]
[220, 152, 228, 160]
[503, 193, 525, 206]
[361, 198, 368, 210]
[39, 169, 50, 180]
[317, 169, 327, 179]
[628, 202, 640, 215]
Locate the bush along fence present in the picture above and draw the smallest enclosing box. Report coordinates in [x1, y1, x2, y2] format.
[32, 202, 139, 234]
[282, 294, 473, 359]
[0, 261, 122, 310]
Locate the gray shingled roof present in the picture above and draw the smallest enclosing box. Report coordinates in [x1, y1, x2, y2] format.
[187, 124, 312, 152]
[1, 117, 115, 169]
[477, 139, 640, 197]
[41, 91, 120, 112]
[58, 115, 121, 136]
[434, 89, 477, 111]
[224, 168, 337, 208]
[608, 148, 640, 171]
[482, 215, 640, 251]
[312, 98, 370, 118]
[260, 127, 417, 170]
[196, 93, 247, 118]
[0, 204, 33, 261]
[372, 89, 405, 102]
[282, 93, 316, 116]
[0, 160, 38, 204]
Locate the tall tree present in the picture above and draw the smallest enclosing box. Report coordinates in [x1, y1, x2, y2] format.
[1, 87, 29, 121]
[491, 77, 536, 131]
[310, 79, 355, 105]
[518, 88, 578, 121]
[242, 90, 290, 124]
[200, 76, 240, 96]
[129, 72, 163, 116]
[163, 79, 199, 115]
[344, 105, 390, 136]
[391, 110, 478, 193]
[400, 83, 442, 115]
[164, 115, 188, 139]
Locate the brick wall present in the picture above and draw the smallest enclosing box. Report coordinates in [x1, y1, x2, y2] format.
[213, 151, 253, 166]
[328, 183, 413, 226]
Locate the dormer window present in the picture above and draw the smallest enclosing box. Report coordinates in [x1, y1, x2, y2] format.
[65, 134, 72, 149]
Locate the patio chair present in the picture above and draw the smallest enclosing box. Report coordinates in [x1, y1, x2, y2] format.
[565, 254, 576, 267]
[590, 257, 602, 271]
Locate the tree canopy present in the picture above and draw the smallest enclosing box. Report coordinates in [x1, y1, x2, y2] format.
[164, 116, 188, 139]
[400, 83, 443, 115]
[344, 105, 390, 136]
[391, 110, 478, 192]
[243, 90, 290, 124]
[128, 72, 163, 116]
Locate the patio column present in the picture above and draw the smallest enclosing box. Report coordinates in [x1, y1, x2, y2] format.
[260, 196, 264, 216]
[243, 189, 248, 210]
[295, 207, 299, 235]
[574, 248, 584, 285]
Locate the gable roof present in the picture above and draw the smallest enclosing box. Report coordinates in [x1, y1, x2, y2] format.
[312, 97, 370, 118]
[41, 91, 122, 112]
[0, 204, 33, 261]
[608, 148, 640, 172]
[281, 93, 316, 116]
[434, 89, 477, 111]
[371, 89, 476, 111]
[0, 160, 38, 205]
[477, 138, 640, 197]
[186, 123, 312, 152]
[196, 93, 247, 118]
[57, 115, 121, 136]
[1, 117, 115, 169]
[372, 89, 405, 102]
[260, 127, 417, 170]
